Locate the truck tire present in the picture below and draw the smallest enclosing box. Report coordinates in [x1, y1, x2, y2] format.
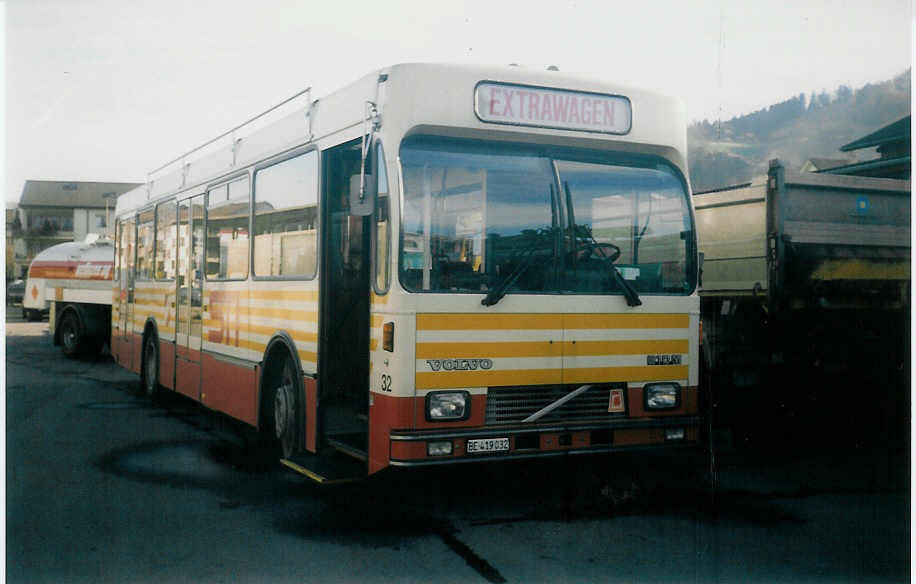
[59, 311, 84, 358]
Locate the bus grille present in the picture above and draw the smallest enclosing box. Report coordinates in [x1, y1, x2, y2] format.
[484, 384, 623, 425]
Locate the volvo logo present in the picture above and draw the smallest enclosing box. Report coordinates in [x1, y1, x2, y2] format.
[426, 359, 493, 372]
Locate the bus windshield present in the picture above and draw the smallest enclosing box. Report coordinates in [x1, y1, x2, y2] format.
[399, 137, 695, 297]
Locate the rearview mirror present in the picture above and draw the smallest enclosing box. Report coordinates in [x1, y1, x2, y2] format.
[349, 171, 375, 216]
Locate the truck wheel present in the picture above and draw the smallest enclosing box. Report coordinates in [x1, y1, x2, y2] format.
[59, 311, 83, 358]
[141, 334, 160, 398]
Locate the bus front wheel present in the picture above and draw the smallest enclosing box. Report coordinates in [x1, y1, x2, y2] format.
[142, 334, 160, 398]
[265, 357, 299, 460]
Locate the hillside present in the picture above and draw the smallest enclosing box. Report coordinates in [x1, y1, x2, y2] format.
[688, 69, 911, 192]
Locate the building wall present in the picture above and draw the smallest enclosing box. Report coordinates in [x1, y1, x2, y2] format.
[10, 205, 113, 281]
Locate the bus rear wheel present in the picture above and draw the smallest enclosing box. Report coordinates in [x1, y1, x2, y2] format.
[59, 311, 83, 358]
[142, 334, 160, 398]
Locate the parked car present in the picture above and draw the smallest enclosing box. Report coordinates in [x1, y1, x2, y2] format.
[6, 279, 25, 305]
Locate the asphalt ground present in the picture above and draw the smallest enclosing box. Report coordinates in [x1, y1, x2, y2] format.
[5, 307, 910, 583]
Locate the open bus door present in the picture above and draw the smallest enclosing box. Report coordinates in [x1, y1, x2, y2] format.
[175, 195, 205, 400]
[115, 218, 136, 371]
[317, 139, 372, 463]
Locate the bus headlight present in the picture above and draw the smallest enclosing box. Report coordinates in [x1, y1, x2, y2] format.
[426, 391, 470, 421]
[644, 383, 681, 410]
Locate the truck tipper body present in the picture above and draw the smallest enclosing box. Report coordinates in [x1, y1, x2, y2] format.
[695, 160, 910, 445]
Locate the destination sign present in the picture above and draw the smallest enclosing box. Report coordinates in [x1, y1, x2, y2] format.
[475, 82, 631, 134]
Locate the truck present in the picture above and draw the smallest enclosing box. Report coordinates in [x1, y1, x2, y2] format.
[695, 160, 910, 447]
[22, 235, 114, 357]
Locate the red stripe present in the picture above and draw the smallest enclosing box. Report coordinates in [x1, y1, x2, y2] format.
[29, 260, 113, 281]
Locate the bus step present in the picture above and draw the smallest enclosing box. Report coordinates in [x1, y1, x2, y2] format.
[281, 451, 366, 484]
[326, 434, 368, 462]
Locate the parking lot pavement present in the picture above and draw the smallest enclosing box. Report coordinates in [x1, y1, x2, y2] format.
[5, 312, 910, 583]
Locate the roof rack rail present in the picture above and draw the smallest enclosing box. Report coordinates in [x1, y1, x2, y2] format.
[146, 86, 313, 186]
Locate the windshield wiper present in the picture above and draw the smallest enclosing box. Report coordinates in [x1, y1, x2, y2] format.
[570, 237, 642, 307]
[481, 229, 553, 307]
[565, 183, 641, 307]
[609, 262, 642, 307]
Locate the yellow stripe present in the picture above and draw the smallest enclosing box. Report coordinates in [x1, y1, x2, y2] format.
[811, 258, 910, 281]
[416, 339, 687, 359]
[416, 365, 689, 390]
[417, 313, 688, 331]
[562, 313, 689, 329]
[371, 292, 389, 305]
[370, 314, 385, 328]
[418, 313, 563, 331]
[280, 458, 360, 484]
[249, 289, 319, 301]
[246, 307, 318, 321]
[201, 336, 316, 365]
[565, 339, 689, 356]
[369, 338, 379, 351]
[248, 323, 318, 342]
[417, 341, 562, 359]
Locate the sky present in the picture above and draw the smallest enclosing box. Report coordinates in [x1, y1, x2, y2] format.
[3, 0, 912, 204]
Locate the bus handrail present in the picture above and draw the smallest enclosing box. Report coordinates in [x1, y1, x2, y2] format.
[146, 86, 313, 183]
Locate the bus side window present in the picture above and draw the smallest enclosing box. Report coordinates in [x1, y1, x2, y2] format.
[253, 150, 318, 278]
[154, 201, 177, 281]
[206, 176, 250, 280]
[114, 220, 121, 282]
[117, 217, 136, 294]
[135, 208, 154, 281]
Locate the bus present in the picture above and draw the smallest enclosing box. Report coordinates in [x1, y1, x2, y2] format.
[23, 235, 114, 357]
[111, 63, 701, 482]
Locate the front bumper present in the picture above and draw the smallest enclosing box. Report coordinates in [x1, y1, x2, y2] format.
[389, 416, 703, 467]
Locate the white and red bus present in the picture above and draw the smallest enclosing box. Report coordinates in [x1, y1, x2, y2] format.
[23, 235, 114, 356]
[112, 63, 701, 482]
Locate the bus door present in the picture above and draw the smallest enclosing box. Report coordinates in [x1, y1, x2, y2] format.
[175, 195, 205, 400]
[116, 218, 136, 371]
[318, 140, 371, 460]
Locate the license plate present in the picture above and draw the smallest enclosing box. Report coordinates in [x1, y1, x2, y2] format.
[466, 437, 510, 454]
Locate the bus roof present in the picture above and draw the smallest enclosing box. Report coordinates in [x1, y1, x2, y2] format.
[115, 63, 686, 216]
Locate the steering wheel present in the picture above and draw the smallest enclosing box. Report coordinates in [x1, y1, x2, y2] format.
[570, 241, 621, 263]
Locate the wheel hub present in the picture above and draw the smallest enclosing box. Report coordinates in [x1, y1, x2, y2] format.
[274, 382, 293, 439]
[62, 324, 76, 349]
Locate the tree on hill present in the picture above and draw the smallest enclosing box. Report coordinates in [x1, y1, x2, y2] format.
[688, 69, 910, 190]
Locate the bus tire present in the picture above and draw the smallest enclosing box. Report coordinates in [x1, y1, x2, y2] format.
[141, 332, 161, 398]
[59, 310, 84, 358]
[263, 355, 299, 460]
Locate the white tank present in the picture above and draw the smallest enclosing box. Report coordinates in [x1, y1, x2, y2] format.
[23, 235, 114, 312]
